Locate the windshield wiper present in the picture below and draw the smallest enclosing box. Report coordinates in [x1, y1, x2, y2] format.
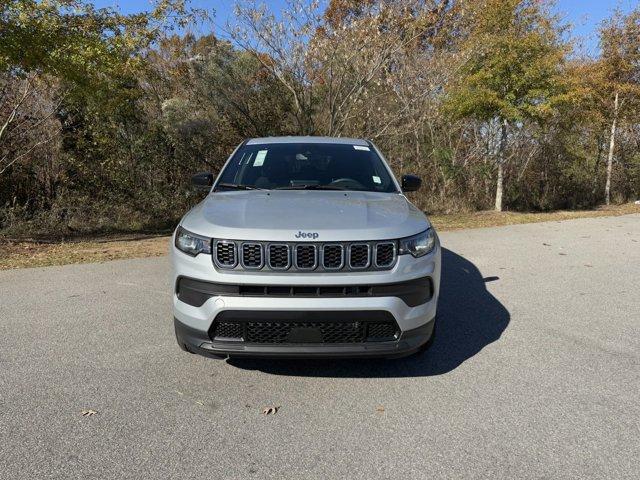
[216, 182, 264, 191]
[275, 184, 346, 191]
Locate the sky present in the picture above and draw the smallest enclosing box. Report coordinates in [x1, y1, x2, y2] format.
[94, 0, 639, 56]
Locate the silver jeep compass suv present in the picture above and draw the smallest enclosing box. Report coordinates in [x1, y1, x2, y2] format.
[171, 137, 441, 359]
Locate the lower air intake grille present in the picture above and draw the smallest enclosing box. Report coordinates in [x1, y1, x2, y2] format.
[212, 322, 244, 340]
[209, 312, 400, 344]
[367, 322, 398, 340]
[246, 321, 365, 344]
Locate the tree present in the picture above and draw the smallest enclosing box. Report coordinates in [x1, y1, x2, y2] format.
[231, 0, 456, 137]
[446, 0, 567, 211]
[0, 0, 204, 176]
[598, 7, 640, 205]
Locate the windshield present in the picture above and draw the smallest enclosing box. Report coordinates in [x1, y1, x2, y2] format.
[216, 143, 398, 193]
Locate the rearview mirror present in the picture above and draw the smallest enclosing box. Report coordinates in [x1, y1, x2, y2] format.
[401, 174, 422, 193]
[191, 172, 214, 191]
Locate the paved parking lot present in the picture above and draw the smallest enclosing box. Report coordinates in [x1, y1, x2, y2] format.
[1, 214, 639, 479]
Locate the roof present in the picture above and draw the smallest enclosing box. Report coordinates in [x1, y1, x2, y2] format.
[246, 136, 369, 146]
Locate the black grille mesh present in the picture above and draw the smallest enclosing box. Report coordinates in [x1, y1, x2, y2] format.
[210, 320, 399, 344]
[210, 311, 400, 345]
[323, 245, 343, 269]
[375, 243, 395, 267]
[242, 243, 263, 268]
[216, 242, 236, 266]
[349, 244, 369, 268]
[212, 322, 244, 339]
[296, 245, 316, 269]
[367, 322, 398, 340]
[246, 321, 365, 344]
[268, 245, 289, 269]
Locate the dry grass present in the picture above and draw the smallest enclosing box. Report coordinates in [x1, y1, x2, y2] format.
[429, 202, 640, 231]
[0, 235, 170, 270]
[1, 202, 638, 270]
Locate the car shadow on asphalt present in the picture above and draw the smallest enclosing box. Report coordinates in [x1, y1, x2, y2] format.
[227, 248, 510, 377]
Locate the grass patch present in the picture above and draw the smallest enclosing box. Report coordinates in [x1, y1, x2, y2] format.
[1, 202, 638, 270]
[0, 235, 169, 270]
[429, 202, 640, 231]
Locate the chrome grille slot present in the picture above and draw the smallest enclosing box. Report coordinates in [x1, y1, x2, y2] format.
[241, 243, 263, 269]
[349, 244, 370, 269]
[322, 244, 344, 269]
[375, 242, 396, 267]
[215, 241, 237, 268]
[268, 244, 290, 269]
[295, 245, 317, 270]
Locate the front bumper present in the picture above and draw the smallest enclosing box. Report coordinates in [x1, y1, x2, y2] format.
[174, 316, 435, 359]
[171, 235, 441, 359]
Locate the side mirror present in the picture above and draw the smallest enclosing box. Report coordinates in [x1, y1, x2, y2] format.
[401, 174, 422, 192]
[191, 172, 214, 191]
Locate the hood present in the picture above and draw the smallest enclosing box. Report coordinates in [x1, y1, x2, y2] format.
[180, 190, 430, 242]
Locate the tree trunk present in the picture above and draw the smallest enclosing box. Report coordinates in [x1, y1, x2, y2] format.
[495, 163, 504, 211]
[495, 119, 508, 212]
[605, 91, 619, 206]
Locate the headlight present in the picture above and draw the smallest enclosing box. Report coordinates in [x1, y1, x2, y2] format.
[398, 229, 436, 257]
[175, 226, 212, 256]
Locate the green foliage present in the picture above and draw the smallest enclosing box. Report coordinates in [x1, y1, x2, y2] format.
[2, 1, 133, 83]
[446, 0, 567, 123]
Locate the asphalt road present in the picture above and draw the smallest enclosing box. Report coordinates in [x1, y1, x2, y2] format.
[1, 214, 639, 479]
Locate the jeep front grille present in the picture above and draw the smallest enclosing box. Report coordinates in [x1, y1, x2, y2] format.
[268, 244, 290, 269]
[215, 241, 236, 267]
[214, 240, 396, 272]
[349, 244, 370, 269]
[241, 243, 263, 269]
[295, 244, 317, 270]
[322, 244, 344, 269]
[375, 242, 395, 267]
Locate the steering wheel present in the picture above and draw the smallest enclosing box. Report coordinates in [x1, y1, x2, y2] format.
[329, 178, 365, 189]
